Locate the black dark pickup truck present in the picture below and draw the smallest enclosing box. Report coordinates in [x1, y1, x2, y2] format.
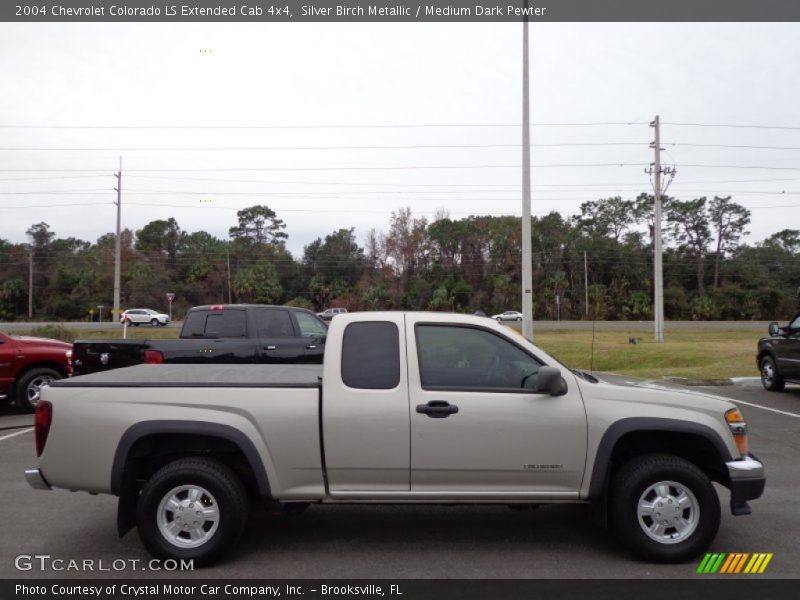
[72, 304, 328, 376]
[757, 312, 800, 391]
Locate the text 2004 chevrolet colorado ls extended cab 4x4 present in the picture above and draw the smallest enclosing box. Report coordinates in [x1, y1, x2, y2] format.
[26, 312, 765, 566]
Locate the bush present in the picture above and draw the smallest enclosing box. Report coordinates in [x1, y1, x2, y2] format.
[27, 324, 76, 343]
[284, 297, 314, 310]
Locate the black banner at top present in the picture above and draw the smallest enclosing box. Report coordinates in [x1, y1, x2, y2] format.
[4, 0, 800, 22]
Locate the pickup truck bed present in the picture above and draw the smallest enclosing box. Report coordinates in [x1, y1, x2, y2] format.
[53, 364, 322, 388]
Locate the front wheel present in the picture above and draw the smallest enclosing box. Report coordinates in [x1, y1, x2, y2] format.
[609, 453, 720, 563]
[760, 356, 785, 392]
[136, 458, 248, 566]
[15, 367, 61, 413]
[150, 318, 159, 327]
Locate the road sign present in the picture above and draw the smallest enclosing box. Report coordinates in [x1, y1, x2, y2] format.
[166, 292, 175, 302]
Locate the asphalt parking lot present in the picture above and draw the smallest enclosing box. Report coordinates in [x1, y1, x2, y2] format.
[0, 378, 798, 580]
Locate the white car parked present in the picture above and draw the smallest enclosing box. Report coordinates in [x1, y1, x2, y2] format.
[492, 310, 523, 322]
[121, 308, 169, 327]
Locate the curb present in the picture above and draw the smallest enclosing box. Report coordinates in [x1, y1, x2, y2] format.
[662, 376, 734, 387]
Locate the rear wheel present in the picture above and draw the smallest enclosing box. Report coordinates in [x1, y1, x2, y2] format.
[15, 367, 61, 413]
[609, 453, 720, 563]
[760, 355, 785, 392]
[136, 458, 248, 566]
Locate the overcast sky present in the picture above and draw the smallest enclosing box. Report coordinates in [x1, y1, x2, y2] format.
[1, 22, 799, 256]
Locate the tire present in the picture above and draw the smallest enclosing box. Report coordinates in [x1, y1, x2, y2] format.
[15, 367, 62, 413]
[609, 453, 720, 563]
[496, 317, 502, 322]
[136, 457, 248, 567]
[150, 319, 159, 327]
[760, 355, 785, 392]
[133, 322, 140, 327]
[516, 316, 522, 321]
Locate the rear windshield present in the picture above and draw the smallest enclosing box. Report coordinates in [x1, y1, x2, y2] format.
[182, 310, 247, 338]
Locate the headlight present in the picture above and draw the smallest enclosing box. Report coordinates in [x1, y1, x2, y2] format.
[725, 408, 748, 457]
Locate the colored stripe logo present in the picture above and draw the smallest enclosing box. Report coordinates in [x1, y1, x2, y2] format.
[697, 553, 773, 574]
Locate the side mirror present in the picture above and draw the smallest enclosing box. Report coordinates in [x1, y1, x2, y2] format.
[768, 322, 780, 336]
[537, 366, 567, 396]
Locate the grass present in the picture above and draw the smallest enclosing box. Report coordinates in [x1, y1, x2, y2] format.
[15, 324, 760, 381]
[16, 326, 181, 341]
[528, 328, 759, 380]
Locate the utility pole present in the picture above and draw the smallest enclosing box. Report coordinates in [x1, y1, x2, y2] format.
[584, 250, 589, 317]
[28, 246, 33, 320]
[113, 158, 122, 323]
[645, 116, 674, 343]
[226, 245, 233, 304]
[520, 3, 534, 340]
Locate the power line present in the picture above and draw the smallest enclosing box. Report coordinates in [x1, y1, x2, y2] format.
[0, 121, 649, 130]
[0, 142, 649, 151]
[0, 163, 650, 173]
[664, 122, 800, 131]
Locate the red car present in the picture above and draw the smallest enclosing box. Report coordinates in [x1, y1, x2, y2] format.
[0, 331, 72, 413]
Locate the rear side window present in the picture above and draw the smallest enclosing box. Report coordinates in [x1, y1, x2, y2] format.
[183, 310, 247, 338]
[341, 322, 400, 389]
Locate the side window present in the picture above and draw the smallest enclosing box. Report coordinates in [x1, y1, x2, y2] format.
[789, 315, 800, 330]
[255, 309, 295, 338]
[341, 322, 400, 389]
[206, 311, 247, 338]
[416, 325, 542, 391]
[296, 312, 328, 339]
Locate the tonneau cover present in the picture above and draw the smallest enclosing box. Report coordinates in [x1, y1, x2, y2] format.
[51, 363, 322, 388]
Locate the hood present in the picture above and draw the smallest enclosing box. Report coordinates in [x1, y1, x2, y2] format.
[578, 373, 735, 416]
[13, 335, 72, 349]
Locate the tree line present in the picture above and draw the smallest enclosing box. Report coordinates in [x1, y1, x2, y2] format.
[1, 195, 798, 321]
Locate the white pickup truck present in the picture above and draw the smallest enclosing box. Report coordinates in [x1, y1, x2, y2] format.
[26, 312, 765, 566]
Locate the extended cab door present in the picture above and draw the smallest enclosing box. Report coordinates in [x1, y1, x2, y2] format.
[178, 308, 254, 363]
[406, 316, 587, 496]
[322, 314, 410, 492]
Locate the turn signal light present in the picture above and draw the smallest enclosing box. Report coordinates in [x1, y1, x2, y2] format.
[725, 408, 748, 457]
[34, 401, 53, 457]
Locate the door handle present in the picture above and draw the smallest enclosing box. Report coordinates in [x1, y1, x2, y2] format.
[416, 400, 459, 418]
[306, 345, 317, 349]
[264, 345, 277, 350]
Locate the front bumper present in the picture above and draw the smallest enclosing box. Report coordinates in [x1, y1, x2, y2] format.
[25, 468, 51, 490]
[726, 454, 765, 515]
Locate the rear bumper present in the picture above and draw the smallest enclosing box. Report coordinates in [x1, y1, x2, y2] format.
[25, 468, 51, 490]
[726, 454, 765, 515]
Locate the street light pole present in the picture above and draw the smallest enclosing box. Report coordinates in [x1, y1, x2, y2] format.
[521, 7, 534, 340]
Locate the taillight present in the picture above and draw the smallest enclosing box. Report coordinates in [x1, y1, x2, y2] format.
[725, 408, 748, 457]
[209, 305, 225, 311]
[65, 349, 73, 377]
[143, 350, 164, 364]
[34, 401, 53, 457]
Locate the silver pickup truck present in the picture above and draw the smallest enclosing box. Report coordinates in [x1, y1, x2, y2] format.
[26, 312, 765, 566]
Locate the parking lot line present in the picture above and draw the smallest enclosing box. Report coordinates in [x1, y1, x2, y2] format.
[732, 399, 800, 419]
[0, 427, 33, 442]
